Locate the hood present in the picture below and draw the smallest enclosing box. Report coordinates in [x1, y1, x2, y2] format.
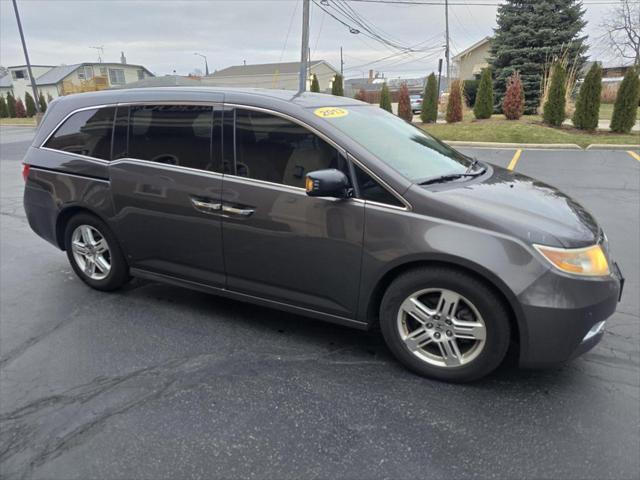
[413, 165, 600, 248]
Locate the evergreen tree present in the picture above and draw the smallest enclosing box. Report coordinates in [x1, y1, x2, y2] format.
[6, 92, 16, 117]
[421, 73, 438, 123]
[38, 93, 47, 113]
[473, 68, 494, 119]
[543, 64, 567, 126]
[14, 98, 27, 118]
[572, 63, 602, 131]
[0, 95, 8, 118]
[502, 71, 524, 120]
[379, 82, 392, 112]
[397, 83, 412, 121]
[490, 0, 587, 114]
[610, 67, 640, 134]
[331, 74, 344, 96]
[310, 74, 320, 93]
[446, 80, 463, 123]
[25, 91, 36, 117]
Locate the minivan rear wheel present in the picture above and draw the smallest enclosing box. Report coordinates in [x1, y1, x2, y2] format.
[64, 213, 130, 291]
[380, 267, 510, 382]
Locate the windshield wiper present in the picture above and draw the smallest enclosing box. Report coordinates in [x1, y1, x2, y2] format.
[465, 157, 480, 173]
[418, 167, 486, 186]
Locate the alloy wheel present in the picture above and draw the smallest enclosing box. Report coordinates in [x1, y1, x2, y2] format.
[397, 288, 486, 367]
[71, 224, 112, 281]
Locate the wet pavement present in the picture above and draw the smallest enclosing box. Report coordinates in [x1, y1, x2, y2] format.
[1, 126, 639, 479]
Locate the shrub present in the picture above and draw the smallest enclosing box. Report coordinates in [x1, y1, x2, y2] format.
[473, 68, 493, 119]
[379, 82, 392, 112]
[310, 74, 320, 93]
[502, 71, 524, 120]
[6, 92, 16, 117]
[354, 88, 368, 102]
[397, 83, 412, 121]
[610, 67, 640, 134]
[446, 80, 463, 123]
[463, 79, 479, 107]
[15, 98, 27, 118]
[38, 93, 47, 112]
[0, 95, 8, 118]
[331, 74, 344, 96]
[572, 63, 602, 131]
[25, 92, 37, 117]
[421, 73, 438, 123]
[47, 92, 54, 103]
[543, 64, 567, 126]
[600, 83, 618, 104]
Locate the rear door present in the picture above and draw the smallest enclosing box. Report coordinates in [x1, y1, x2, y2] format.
[220, 107, 365, 319]
[108, 102, 226, 287]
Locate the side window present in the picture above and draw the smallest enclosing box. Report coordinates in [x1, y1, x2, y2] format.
[354, 165, 404, 208]
[127, 105, 217, 171]
[234, 108, 349, 188]
[44, 107, 115, 160]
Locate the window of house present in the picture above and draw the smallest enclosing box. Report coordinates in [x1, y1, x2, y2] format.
[77, 66, 94, 81]
[109, 68, 126, 84]
[43, 107, 115, 160]
[99, 66, 108, 76]
[233, 109, 349, 189]
[354, 165, 404, 208]
[12, 70, 27, 80]
[126, 105, 218, 171]
[137, 69, 145, 80]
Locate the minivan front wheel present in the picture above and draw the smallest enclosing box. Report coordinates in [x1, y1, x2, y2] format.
[380, 267, 510, 382]
[64, 213, 130, 291]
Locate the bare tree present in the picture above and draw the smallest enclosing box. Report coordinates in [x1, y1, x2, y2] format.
[601, 0, 640, 65]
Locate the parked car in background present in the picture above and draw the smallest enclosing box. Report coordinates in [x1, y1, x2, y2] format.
[410, 94, 422, 114]
[23, 88, 623, 382]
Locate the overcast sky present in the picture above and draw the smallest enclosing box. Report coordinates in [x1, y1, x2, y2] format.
[0, 0, 616, 79]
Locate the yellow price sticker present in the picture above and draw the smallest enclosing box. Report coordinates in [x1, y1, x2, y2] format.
[314, 107, 349, 119]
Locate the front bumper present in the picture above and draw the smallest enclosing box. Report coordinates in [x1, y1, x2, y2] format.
[517, 262, 623, 368]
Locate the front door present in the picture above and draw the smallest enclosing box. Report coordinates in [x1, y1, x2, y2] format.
[221, 108, 365, 319]
[109, 103, 226, 287]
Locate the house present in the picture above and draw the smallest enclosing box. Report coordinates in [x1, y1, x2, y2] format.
[202, 60, 340, 91]
[111, 75, 201, 89]
[452, 37, 492, 80]
[0, 61, 154, 102]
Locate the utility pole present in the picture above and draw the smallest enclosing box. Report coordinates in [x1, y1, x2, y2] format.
[299, 0, 310, 93]
[444, 0, 450, 84]
[340, 47, 344, 75]
[437, 58, 443, 95]
[12, 0, 40, 113]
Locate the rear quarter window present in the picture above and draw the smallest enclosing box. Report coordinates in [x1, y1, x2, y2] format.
[43, 107, 116, 160]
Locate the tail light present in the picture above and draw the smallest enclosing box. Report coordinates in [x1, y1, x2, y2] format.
[22, 164, 30, 182]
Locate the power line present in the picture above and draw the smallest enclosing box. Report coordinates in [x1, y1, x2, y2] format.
[346, 0, 635, 5]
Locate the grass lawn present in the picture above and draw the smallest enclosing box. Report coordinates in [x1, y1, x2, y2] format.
[599, 103, 640, 121]
[0, 118, 37, 126]
[421, 116, 639, 148]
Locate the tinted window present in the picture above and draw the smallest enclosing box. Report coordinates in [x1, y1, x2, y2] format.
[128, 105, 216, 171]
[44, 107, 115, 160]
[354, 165, 404, 208]
[235, 109, 348, 188]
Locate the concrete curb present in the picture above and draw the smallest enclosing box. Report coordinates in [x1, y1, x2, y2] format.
[443, 141, 582, 150]
[0, 123, 37, 127]
[585, 144, 640, 151]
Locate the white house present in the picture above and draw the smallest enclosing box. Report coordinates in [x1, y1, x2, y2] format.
[0, 61, 154, 103]
[202, 60, 340, 92]
[452, 37, 492, 80]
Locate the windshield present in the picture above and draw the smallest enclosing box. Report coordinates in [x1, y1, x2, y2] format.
[312, 105, 472, 182]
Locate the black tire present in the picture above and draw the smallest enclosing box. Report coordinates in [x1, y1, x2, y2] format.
[380, 267, 511, 382]
[64, 212, 130, 291]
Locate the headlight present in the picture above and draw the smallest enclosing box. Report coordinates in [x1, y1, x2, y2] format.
[534, 244, 610, 276]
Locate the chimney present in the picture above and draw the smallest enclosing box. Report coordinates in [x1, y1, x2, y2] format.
[120, 51, 127, 65]
[368, 69, 374, 83]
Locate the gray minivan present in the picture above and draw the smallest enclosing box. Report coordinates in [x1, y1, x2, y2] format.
[22, 88, 623, 382]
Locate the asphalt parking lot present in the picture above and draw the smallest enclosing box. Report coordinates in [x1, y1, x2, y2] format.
[1, 125, 638, 479]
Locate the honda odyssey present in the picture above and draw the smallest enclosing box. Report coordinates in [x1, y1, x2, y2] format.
[22, 88, 623, 382]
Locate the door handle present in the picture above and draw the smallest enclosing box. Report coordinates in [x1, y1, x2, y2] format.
[222, 205, 255, 217]
[190, 197, 222, 214]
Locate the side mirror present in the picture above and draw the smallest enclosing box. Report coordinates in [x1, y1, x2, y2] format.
[305, 169, 350, 198]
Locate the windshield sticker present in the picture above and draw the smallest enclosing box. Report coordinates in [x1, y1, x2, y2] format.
[314, 107, 349, 119]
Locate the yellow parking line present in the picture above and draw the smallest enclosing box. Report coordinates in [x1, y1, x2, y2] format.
[507, 149, 522, 171]
[627, 150, 640, 162]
